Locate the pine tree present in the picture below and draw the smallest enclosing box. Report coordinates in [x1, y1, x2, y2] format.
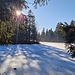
[41, 28, 46, 41]
[60, 21, 75, 58]
[54, 22, 64, 42]
[0, 20, 15, 44]
[48, 28, 54, 42]
[26, 10, 38, 43]
[31, 24, 37, 42]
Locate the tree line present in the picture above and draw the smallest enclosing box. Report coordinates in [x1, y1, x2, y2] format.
[0, 0, 49, 44]
[39, 20, 75, 58]
[39, 23, 64, 42]
[0, 10, 38, 44]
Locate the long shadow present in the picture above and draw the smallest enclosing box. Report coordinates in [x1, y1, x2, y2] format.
[0, 44, 75, 75]
[16, 44, 75, 75]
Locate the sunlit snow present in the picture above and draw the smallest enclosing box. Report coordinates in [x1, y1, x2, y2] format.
[0, 42, 75, 75]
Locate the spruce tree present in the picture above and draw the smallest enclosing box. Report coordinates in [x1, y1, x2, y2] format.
[59, 21, 75, 58]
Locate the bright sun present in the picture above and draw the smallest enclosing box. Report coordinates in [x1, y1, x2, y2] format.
[16, 10, 21, 16]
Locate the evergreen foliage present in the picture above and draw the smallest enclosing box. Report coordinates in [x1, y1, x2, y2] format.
[40, 20, 75, 58]
[0, 20, 16, 44]
[61, 21, 75, 58]
[40, 23, 64, 42]
[0, 0, 46, 44]
[0, 0, 49, 21]
[11, 10, 38, 44]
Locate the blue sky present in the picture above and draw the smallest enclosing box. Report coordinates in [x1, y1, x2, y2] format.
[23, 0, 75, 32]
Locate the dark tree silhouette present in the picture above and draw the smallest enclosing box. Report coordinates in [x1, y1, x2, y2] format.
[0, 0, 49, 21]
[0, 0, 48, 44]
[58, 20, 75, 58]
[26, 10, 38, 43]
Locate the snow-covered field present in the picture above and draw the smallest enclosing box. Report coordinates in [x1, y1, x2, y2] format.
[0, 42, 75, 75]
[40, 42, 65, 50]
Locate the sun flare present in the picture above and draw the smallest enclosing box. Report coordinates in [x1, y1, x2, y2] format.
[16, 10, 21, 16]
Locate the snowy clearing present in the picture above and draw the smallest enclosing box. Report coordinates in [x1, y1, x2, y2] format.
[0, 43, 75, 75]
[40, 42, 65, 50]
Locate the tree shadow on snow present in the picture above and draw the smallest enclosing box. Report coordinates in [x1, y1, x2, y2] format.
[0, 44, 75, 75]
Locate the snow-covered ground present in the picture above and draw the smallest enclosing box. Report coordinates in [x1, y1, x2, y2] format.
[0, 43, 75, 75]
[40, 42, 65, 50]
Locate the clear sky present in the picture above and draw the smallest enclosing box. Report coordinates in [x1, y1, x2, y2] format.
[23, 0, 75, 32]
